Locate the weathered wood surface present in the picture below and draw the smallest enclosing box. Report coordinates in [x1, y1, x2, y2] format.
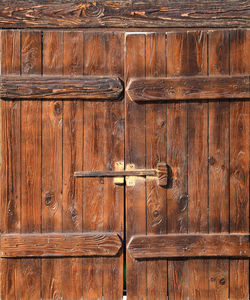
[0, 0, 249, 28]
[0, 30, 22, 300]
[41, 30, 64, 300]
[145, 33, 168, 299]
[128, 234, 250, 259]
[0, 233, 122, 257]
[127, 76, 250, 101]
[166, 31, 189, 300]
[208, 30, 231, 300]
[229, 29, 250, 300]
[125, 33, 147, 299]
[82, 32, 125, 300]
[1, 76, 123, 100]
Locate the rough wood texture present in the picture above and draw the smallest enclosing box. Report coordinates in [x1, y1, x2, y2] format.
[145, 32, 168, 300]
[128, 234, 250, 259]
[1, 28, 249, 299]
[208, 30, 230, 300]
[82, 32, 124, 300]
[229, 29, 250, 300]
[62, 31, 84, 299]
[0, 0, 249, 28]
[166, 31, 189, 300]
[0, 30, 22, 300]
[125, 33, 147, 299]
[186, 31, 209, 300]
[19, 30, 42, 300]
[127, 76, 249, 101]
[1, 76, 123, 100]
[0, 233, 122, 257]
[41, 30, 64, 300]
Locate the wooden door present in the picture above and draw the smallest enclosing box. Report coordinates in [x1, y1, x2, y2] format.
[0, 1, 250, 300]
[0, 30, 125, 299]
[125, 30, 250, 299]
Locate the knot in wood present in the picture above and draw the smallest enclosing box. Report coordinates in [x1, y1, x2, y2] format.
[84, 2, 104, 17]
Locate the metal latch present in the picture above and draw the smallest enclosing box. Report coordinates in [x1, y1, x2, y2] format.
[74, 162, 168, 187]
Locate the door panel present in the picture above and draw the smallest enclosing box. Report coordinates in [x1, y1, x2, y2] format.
[0, 28, 249, 300]
[0, 30, 124, 300]
[125, 30, 249, 299]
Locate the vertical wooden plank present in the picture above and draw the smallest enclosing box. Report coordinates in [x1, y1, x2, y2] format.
[0, 30, 21, 300]
[125, 33, 147, 300]
[145, 32, 168, 300]
[20, 31, 42, 299]
[102, 32, 124, 300]
[229, 29, 250, 300]
[186, 31, 209, 299]
[62, 31, 83, 300]
[41, 31, 63, 300]
[166, 32, 189, 300]
[208, 30, 230, 300]
[82, 32, 106, 299]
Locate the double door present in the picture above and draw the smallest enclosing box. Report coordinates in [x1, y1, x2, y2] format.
[0, 29, 249, 299]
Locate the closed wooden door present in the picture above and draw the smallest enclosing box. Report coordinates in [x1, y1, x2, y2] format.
[0, 1, 250, 300]
[125, 30, 250, 299]
[0, 30, 125, 299]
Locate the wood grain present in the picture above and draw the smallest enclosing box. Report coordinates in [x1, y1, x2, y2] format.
[208, 30, 230, 300]
[82, 32, 106, 300]
[0, 233, 122, 257]
[186, 31, 209, 300]
[145, 32, 168, 300]
[128, 234, 250, 259]
[1, 76, 123, 100]
[102, 32, 124, 300]
[41, 31, 63, 300]
[0, 30, 21, 300]
[127, 76, 249, 101]
[19, 30, 42, 300]
[62, 31, 84, 299]
[0, 0, 249, 28]
[229, 29, 250, 300]
[125, 33, 147, 299]
[166, 32, 189, 300]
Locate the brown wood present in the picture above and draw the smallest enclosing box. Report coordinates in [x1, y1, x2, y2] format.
[186, 30, 209, 299]
[0, 24, 249, 300]
[0, 30, 21, 300]
[127, 76, 249, 101]
[229, 29, 250, 300]
[0, 233, 122, 257]
[41, 30, 64, 300]
[125, 33, 147, 299]
[208, 30, 230, 300]
[82, 31, 124, 300]
[166, 32, 189, 300]
[0, 0, 249, 28]
[1, 76, 123, 100]
[102, 32, 124, 300]
[62, 31, 84, 299]
[145, 32, 168, 299]
[20, 30, 42, 300]
[128, 234, 250, 259]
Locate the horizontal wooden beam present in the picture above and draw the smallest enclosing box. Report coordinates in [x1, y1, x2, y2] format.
[0, 0, 249, 28]
[0, 76, 123, 100]
[0, 233, 122, 257]
[127, 76, 250, 102]
[128, 234, 250, 259]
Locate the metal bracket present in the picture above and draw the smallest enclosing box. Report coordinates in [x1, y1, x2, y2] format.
[74, 162, 168, 187]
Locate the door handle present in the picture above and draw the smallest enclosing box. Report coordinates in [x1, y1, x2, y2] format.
[74, 162, 168, 187]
